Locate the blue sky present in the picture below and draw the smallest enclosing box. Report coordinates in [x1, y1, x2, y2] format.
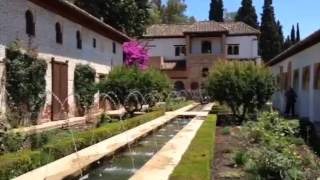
[166, 0, 320, 38]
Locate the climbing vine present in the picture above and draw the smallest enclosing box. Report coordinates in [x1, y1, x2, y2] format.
[4, 41, 47, 127]
[74, 64, 97, 115]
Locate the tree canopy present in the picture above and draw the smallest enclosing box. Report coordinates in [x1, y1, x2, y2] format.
[209, 0, 224, 22]
[73, 0, 150, 37]
[235, 0, 259, 29]
[259, 0, 282, 62]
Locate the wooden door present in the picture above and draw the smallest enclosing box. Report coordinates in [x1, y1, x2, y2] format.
[52, 61, 68, 121]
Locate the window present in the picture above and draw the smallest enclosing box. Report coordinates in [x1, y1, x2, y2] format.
[202, 68, 209, 78]
[174, 45, 186, 56]
[227, 44, 239, 55]
[93, 38, 96, 48]
[293, 69, 299, 90]
[174, 81, 185, 91]
[303, 66, 310, 91]
[191, 82, 199, 90]
[112, 42, 116, 54]
[314, 63, 320, 89]
[25, 10, 35, 36]
[201, 41, 212, 54]
[76, 31, 82, 49]
[55, 23, 63, 44]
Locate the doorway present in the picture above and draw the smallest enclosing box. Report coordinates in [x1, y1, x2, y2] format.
[51, 60, 68, 121]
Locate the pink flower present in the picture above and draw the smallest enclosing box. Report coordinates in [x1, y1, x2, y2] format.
[123, 41, 149, 70]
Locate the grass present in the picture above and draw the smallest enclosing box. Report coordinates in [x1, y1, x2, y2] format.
[170, 115, 217, 180]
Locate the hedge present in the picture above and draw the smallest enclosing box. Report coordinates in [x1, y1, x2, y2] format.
[170, 115, 217, 180]
[0, 110, 165, 179]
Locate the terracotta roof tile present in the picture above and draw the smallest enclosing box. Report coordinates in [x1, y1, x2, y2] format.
[143, 21, 260, 37]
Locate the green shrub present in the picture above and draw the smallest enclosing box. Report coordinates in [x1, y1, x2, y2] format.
[232, 150, 248, 166]
[99, 66, 172, 114]
[222, 127, 231, 135]
[1, 132, 25, 152]
[5, 41, 47, 126]
[74, 64, 97, 115]
[207, 61, 275, 123]
[241, 112, 320, 179]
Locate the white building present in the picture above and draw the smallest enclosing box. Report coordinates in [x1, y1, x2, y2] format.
[0, 0, 130, 123]
[140, 21, 260, 90]
[268, 29, 320, 123]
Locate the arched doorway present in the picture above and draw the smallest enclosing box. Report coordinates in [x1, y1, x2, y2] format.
[174, 81, 185, 91]
[190, 82, 199, 90]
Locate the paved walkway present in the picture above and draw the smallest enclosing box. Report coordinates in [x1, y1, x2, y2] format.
[14, 104, 197, 180]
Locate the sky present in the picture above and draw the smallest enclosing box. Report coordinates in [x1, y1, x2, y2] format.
[166, 0, 320, 38]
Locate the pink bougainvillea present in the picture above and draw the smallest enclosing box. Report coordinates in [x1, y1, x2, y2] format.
[122, 41, 149, 70]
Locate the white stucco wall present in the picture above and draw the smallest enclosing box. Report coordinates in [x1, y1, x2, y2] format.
[0, 0, 125, 120]
[143, 38, 186, 60]
[143, 35, 258, 60]
[226, 35, 258, 59]
[271, 42, 320, 122]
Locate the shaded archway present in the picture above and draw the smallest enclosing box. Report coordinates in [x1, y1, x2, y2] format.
[174, 81, 185, 91]
[190, 82, 199, 90]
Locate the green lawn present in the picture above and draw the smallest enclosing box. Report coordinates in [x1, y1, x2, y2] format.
[170, 115, 217, 180]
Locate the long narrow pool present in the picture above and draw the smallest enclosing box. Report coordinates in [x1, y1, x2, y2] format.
[77, 117, 191, 180]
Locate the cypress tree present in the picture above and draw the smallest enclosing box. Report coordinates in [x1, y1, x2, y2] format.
[291, 25, 296, 44]
[296, 23, 301, 42]
[283, 35, 292, 50]
[209, 0, 224, 22]
[235, 0, 259, 28]
[259, 0, 281, 62]
[276, 20, 284, 50]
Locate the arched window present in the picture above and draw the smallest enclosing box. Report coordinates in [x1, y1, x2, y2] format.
[55, 23, 63, 44]
[191, 82, 199, 90]
[25, 10, 35, 36]
[314, 64, 320, 90]
[174, 81, 185, 91]
[202, 68, 209, 78]
[201, 41, 211, 54]
[76, 31, 82, 49]
[303, 66, 310, 91]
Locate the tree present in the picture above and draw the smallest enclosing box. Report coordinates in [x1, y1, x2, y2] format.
[283, 35, 292, 50]
[291, 25, 296, 44]
[259, 0, 281, 62]
[296, 23, 301, 42]
[235, 0, 259, 28]
[74, 64, 97, 115]
[277, 20, 284, 50]
[162, 0, 190, 24]
[209, 0, 224, 22]
[207, 61, 275, 123]
[73, 0, 150, 37]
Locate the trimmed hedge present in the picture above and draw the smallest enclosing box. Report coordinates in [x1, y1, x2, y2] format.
[170, 115, 217, 180]
[0, 110, 165, 179]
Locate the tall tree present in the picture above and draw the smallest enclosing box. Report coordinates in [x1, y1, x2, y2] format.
[235, 0, 259, 28]
[283, 35, 292, 50]
[259, 0, 281, 62]
[73, 0, 150, 37]
[151, 0, 162, 9]
[290, 25, 296, 43]
[209, 0, 224, 22]
[276, 20, 284, 50]
[162, 0, 192, 24]
[296, 23, 301, 42]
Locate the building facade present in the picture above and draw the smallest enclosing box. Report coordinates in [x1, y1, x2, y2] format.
[140, 21, 260, 91]
[268, 30, 320, 123]
[0, 0, 130, 123]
